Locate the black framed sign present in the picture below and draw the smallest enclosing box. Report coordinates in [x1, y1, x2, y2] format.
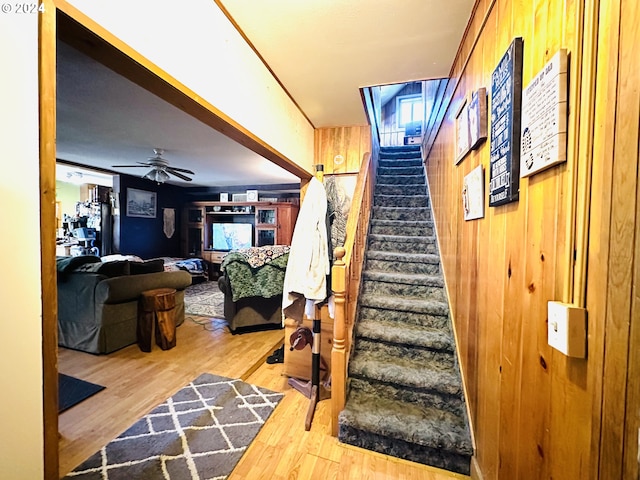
[489, 37, 524, 207]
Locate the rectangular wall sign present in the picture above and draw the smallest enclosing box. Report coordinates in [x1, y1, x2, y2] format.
[520, 49, 569, 177]
[489, 37, 524, 207]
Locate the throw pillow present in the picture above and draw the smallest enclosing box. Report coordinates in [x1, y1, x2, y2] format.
[73, 260, 130, 277]
[130, 258, 165, 275]
[56, 255, 101, 273]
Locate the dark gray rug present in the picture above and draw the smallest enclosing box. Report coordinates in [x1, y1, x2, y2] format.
[184, 281, 225, 318]
[65, 373, 283, 479]
[59, 373, 105, 413]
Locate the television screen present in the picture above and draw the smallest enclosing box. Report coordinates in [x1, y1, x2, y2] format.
[212, 223, 253, 251]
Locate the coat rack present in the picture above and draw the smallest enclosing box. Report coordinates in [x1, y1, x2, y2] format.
[287, 163, 330, 431]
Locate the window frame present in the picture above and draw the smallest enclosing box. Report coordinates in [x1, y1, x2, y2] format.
[396, 94, 423, 129]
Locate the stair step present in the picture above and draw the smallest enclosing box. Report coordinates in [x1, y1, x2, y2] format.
[338, 421, 471, 475]
[348, 346, 461, 395]
[371, 206, 431, 221]
[369, 219, 434, 237]
[363, 270, 443, 287]
[374, 194, 429, 208]
[375, 183, 425, 196]
[376, 174, 425, 185]
[379, 158, 423, 168]
[378, 166, 424, 176]
[359, 293, 448, 316]
[339, 389, 473, 460]
[355, 317, 454, 352]
[365, 250, 441, 275]
[361, 271, 446, 301]
[346, 377, 466, 423]
[358, 305, 449, 329]
[368, 233, 438, 255]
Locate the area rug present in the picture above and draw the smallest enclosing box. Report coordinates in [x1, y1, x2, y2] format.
[65, 372, 283, 479]
[59, 373, 105, 413]
[184, 281, 225, 318]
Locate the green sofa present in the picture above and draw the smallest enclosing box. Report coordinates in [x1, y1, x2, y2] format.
[57, 256, 192, 354]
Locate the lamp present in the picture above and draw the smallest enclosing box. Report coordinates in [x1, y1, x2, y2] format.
[143, 169, 170, 184]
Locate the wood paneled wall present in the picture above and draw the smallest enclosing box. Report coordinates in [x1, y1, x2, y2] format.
[314, 126, 371, 174]
[422, 0, 639, 478]
[589, 0, 640, 478]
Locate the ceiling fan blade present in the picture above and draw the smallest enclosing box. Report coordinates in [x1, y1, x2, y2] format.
[167, 170, 193, 181]
[111, 164, 147, 168]
[167, 166, 195, 175]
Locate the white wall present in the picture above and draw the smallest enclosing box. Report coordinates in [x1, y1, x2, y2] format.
[0, 12, 44, 480]
[66, 0, 316, 173]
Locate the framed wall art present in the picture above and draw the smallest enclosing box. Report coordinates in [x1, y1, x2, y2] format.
[489, 37, 524, 207]
[126, 188, 157, 218]
[520, 48, 568, 178]
[468, 87, 488, 150]
[455, 98, 471, 164]
[462, 165, 485, 221]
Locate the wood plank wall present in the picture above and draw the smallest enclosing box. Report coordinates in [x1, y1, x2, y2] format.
[589, 0, 640, 478]
[420, 0, 640, 477]
[314, 126, 371, 175]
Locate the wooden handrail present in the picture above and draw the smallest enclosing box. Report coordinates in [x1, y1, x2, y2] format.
[330, 150, 376, 435]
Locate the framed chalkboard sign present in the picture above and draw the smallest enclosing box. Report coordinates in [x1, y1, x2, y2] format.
[489, 37, 524, 207]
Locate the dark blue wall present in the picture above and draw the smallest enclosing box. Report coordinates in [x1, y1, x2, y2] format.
[113, 174, 185, 259]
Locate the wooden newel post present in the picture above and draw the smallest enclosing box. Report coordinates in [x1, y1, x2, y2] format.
[331, 246, 347, 436]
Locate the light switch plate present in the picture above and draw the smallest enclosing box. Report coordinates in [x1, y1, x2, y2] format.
[547, 301, 587, 358]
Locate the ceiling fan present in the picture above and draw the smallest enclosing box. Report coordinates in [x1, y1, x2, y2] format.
[112, 148, 194, 183]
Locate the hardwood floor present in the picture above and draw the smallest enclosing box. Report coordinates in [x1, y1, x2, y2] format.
[58, 314, 468, 479]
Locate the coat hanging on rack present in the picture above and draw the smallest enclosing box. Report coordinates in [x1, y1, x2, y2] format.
[282, 175, 330, 321]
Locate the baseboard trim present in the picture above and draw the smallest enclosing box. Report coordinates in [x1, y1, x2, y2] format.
[471, 456, 484, 480]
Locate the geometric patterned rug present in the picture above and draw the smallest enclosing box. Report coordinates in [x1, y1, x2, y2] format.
[184, 281, 226, 319]
[64, 373, 284, 479]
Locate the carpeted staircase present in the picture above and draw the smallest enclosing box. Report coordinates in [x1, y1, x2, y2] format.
[337, 145, 473, 475]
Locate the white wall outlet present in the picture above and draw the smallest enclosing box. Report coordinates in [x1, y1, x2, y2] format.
[547, 301, 587, 358]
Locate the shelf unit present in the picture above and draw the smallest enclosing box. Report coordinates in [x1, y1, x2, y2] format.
[182, 201, 299, 267]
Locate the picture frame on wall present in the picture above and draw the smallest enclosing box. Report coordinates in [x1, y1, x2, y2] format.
[462, 165, 485, 221]
[455, 98, 471, 164]
[468, 87, 488, 150]
[126, 188, 156, 218]
[488, 37, 524, 207]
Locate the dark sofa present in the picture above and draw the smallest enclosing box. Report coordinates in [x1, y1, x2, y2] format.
[57, 256, 192, 354]
[217, 246, 289, 333]
[217, 274, 283, 333]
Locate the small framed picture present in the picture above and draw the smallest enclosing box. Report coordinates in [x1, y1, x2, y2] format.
[468, 88, 488, 150]
[126, 188, 156, 218]
[220, 193, 229, 202]
[246, 190, 258, 202]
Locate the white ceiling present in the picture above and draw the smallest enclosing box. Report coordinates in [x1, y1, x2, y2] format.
[56, 1, 474, 188]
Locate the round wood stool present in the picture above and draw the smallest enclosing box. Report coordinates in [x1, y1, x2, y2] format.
[137, 288, 177, 352]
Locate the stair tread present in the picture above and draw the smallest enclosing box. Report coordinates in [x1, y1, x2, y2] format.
[340, 388, 473, 454]
[359, 293, 449, 315]
[350, 347, 460, 385]
[366, 250, 440, 264]
[356, 317, 454, 350]
[369, 233, 435, 242]
[363, 270, 443, 286]
[370, 219, 433, 225]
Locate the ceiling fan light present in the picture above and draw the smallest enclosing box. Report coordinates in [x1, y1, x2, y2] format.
[143, 169, 170, 183]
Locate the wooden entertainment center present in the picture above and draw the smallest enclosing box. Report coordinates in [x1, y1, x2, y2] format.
[181, 201, 299, 267]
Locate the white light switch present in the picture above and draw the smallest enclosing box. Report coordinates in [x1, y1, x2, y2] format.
[547, 301, 587, 358]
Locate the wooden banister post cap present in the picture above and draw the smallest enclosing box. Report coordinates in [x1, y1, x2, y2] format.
[334, 247, 346, 262]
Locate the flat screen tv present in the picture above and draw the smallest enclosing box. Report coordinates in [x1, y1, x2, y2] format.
[211, 223, 253, 251]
